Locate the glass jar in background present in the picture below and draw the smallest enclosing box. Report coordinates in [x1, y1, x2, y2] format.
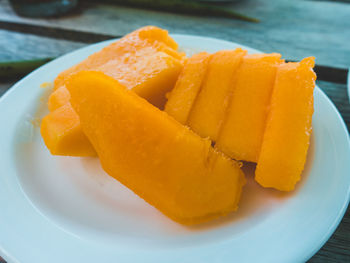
[9, 0, 78, 17]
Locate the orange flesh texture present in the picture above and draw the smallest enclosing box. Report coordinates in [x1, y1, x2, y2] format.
[216, 53, 283, 162]
[98, 48, 183, 108]
[54, 26, 182, 90]
[255, 57, 316, 191]
[41, 26, 185, 156]
[48, 85, 71, 112]
[66, 71, 246, 225]
[164, 52, 211, 124]
[187, 49, 247, 141]
[53, 26, 185, 108]
[40, 103, 96, 157]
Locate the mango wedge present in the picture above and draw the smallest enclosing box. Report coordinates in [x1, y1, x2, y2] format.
[54, 26, 183, 91]
[165, 52, 211, 124]
[66, 71, 246, 224]
[44, 88, 96, 156]
[188, 49, 246, 141]
[41, 103, 96, 157]
[255, 57, 316, 191]
[41, 26, 185, 156]
[54, 26, 185, 108]
[216, 54, 283, 162]
[95, 47, 184, 108]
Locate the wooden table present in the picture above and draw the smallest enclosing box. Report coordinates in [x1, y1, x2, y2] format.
[0, 0, 349, 262]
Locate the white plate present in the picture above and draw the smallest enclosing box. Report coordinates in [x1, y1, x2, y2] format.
[0, 35, 349, 263]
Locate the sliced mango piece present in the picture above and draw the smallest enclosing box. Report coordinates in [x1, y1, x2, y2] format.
[48, 85, 70, 112]
[137, 27, 178, 50]
[187, 49, 246, 141]
[216, 53, 283, 162]
[55, 26, 182, 88]
[165, 52, 211, 124]
[54, 26, 185, 108]
[42, 26, 185, 156]
[255, 57, 316, 191]
[66, 71, 246, 225]
[41, 103, 96, 157]
[100, 50, 183, 108]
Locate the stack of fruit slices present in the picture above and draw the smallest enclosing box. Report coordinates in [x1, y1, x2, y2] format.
[40, 26, 316, 225]
[41, 26, 185, 157]
[166, 52, 316, 192]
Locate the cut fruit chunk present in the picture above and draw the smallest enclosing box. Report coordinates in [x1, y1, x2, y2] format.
[41, 103, 96, 157]
[102, 50, 183, 108]
[54, 26, 182, 88]
[255, 57, 316, 191]
[66, 71, 246, 225]
[41, 26, 185, 156]
[187, 49, 246, 141]
[54, 26, 185, 108]
[216, 53, 283, 162]
[165, 52, 211, 124]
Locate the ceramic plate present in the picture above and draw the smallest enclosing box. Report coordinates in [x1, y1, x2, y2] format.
[0, 35, 349, 263]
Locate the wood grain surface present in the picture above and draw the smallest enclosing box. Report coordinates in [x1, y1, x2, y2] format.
[0, 0, 350, 68]
[0, 30, 84, 61]
[0, 0, 349, 262]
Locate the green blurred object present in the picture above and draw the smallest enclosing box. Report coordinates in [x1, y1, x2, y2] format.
[0, 57, 54, 79]
[90, 0, 259, 23]
[9, 0, 78, 17]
